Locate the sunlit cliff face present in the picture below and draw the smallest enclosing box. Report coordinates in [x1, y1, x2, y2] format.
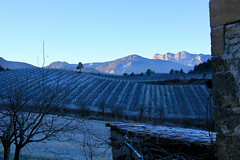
[152, 51, 210, 66]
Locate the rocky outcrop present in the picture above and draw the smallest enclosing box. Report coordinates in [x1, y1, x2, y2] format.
[153, 51, 211, 66]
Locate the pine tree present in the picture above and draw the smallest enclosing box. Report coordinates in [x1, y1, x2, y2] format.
[76, 62, 84, 73]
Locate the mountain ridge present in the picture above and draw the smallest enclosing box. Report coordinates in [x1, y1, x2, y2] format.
[45, 52, 211, 74]
[1, 51, 211, 74]
[93, 54, 193, 74]
[153, 51, 211, 66]
[0, 57, 36, 70]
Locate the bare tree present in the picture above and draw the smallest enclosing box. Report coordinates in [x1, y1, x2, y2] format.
[110, 105, 124, 120]
[98, 101, 105, 116]
[139, 105, 144, 122]
[159, 108, 164, 123]
[0, 69, 75, 160]
[0, 73, 31, 160]
[0, 112, 14, 160]
[77, 103, 89, 117]
[147, 107, 152, 121]
[72, 121, 111, 160]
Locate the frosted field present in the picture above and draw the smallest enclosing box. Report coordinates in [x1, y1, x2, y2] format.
[0, 69, 213, 159]
[0, 119, 112, 160]
[0, 69, 213, 120]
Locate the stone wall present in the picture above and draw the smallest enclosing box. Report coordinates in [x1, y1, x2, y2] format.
[210, 0, 240, 159]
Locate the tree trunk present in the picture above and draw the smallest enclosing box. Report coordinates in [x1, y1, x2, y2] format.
[1, 135, 11, 160]
[14, 147, 21, 160]
[3, 144, 11, 160]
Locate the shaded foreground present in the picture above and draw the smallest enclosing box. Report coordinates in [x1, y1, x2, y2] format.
[107, 122, 216, 160]
[0, 119, 112, 160]
[0, 69, 213, 129]
[0, 69, 214, 159]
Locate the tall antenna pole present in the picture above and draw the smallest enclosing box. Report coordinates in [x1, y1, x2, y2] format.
[37, 57, 39, 67]
[42, 41, 45, 68]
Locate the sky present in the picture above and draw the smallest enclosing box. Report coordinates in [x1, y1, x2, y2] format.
[0, 0, 211, 66]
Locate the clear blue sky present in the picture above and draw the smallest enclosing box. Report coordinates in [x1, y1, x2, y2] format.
[0, 0, 211, 66]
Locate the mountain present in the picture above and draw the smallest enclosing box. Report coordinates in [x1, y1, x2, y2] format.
[84, 62, 105, 68]
[45, 61, 102, 73]
[153, 51, 211, 66]
[46, 51, 211, 75]
[0, 57, 36, 70]
[94, 54, 193, 75]
[45, 61, 77, 70]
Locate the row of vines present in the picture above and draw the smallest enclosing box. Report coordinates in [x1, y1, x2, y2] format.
[0, 69, 213, 120]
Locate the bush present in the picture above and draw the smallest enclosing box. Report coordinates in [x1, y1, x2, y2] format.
[146, 69, 153, 76]
[189, 59, 212, 73]
[0, 65, 5, 71]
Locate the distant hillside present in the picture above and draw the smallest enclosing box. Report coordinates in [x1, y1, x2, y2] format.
[45, 61, 102, 74]
[95, 54, 193, 75]
[47, 55, 193, 75]
[84, 62, 105, 68]
[0, 57, 36, 70]
[46, 61, 77, 70]
[153, 51, 211, 66]
[46, 51, 210, 75]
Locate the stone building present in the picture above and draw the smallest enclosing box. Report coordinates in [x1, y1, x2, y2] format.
[210, 0, 240, 159]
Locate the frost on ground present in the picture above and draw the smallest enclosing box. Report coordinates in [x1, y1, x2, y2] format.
[0, 119, 112, 160]
[110, 122, 216, 145]
[0, 69, 213, 121]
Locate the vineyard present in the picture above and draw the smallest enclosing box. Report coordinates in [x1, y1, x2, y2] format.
[87, 72, 212, 82]
[0, 69, 213, 122]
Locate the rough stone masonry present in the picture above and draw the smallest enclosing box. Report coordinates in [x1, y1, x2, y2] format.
[210, 0, 240, 159]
